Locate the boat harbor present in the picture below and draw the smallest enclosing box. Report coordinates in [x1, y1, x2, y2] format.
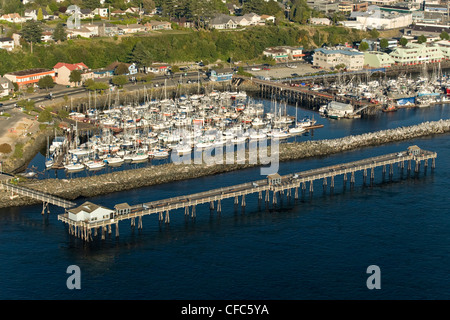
[44, 90, 322, 174]
[57, 145, 437, 242]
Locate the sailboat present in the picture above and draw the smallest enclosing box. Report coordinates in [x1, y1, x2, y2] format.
[289, 102, 306, 134]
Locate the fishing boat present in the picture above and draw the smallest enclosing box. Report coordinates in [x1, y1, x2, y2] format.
[382, 104, 398, 113]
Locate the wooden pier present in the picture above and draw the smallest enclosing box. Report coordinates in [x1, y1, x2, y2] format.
[57, 146, 437, 242]
[0, 179, 76, 213]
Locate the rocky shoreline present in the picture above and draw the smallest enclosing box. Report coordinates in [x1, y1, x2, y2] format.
[0, 119, 449, 209]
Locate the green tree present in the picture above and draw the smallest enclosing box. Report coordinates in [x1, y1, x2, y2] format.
[38, 75, 55, 90]
[83, 0, 101, 10]
[53, 23, 67, 42]
[399, 37, 408, 47]
[417, 35, 427, 44]
[369, 29, 379, 39]
[358, 41, 369, 51]
[37, 8, 44, 21]
[69, 70, 82, 86]
[440, 31, 449, 40]
[111, 75, 128, 87]
[129, 42, 151, 68]
[21, 20, 43, 53]
[380, 38, 389, 50]
[38, 108, 52, 123]
[114, 63, 129, 75]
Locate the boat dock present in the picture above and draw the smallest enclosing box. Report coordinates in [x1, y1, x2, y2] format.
[57, 145, 436, 242]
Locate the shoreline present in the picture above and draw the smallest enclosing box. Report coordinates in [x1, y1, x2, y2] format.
[0, 119, 449, 209]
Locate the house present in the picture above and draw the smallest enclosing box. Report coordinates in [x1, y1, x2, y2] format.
[0, 37, 14, 51]
[0, 77, 14, 98]
[233, 16, 250, 26]
[313, 46, 365, 70]
[309, 17, 331, 25]
[209, 14, 238, 29]
[0, 13, 27, 24]
[41, 31, 54, 43]
[407, 145, 421, 156]
[93, 8, 108, 18]
[209, 68, 234, 82]
[260, 14, 276, 24]
[98, 23, 120, 37]
[105, 61, 138, 76]
[117, 24, 147, 34]
[79, 9, 95, 20]
[111, 9, 126, 17]
[144, 21, 172, 31]
[67, 27, 97, 39]
[242, 13, 261, 25]
[53, 62, 93, 87]
[67, 201, 114, 222]
[267, 173, 281, 185]
[4, 68, 56, 88]
[125, 7, 143, 15]
[171, 17, 194, 28]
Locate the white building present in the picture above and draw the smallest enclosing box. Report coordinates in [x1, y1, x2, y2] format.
[433, 40, 450, 60]
[389, 42, 444, 65]
[349, 6, 413, 30]
[309, 17, 331, 26]
[0, 37, 14, 51]
[326, 101, 354, 118]
[313, 46, 365, 70]
[0, 77, 14, 98]
[93, 8, 109, 18]
[67, 201, 114, 222]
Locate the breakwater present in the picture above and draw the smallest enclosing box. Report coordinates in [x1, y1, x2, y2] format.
[1, 119, 449, 209]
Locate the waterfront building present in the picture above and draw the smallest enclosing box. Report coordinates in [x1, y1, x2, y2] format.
[114, 203, 132, 216]
[349, 5, 413, 30]
[4, 68, 56, 88]
[364, 51, 395, 68]
[389, 42, 444, 65]
[267, 173, 282, 185]
[326, 101, 354, 118]
[433, 40, 450, 60]
[313, 46, 365, 70]
[68, 201, 114, 222]
[263, 46, 304, 62]
[209, 68, 234, 82]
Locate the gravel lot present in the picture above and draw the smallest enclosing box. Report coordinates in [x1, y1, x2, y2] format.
[248, 62, 318, 80]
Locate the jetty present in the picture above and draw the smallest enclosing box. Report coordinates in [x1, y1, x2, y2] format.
[57, 145, 436, 242]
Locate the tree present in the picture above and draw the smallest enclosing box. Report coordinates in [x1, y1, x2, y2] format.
[83, 0, 101, 10]
[114, 63, 129, 75]
[129, 42, 151, 68]
[369, 29, 379, 39]
[37, 75, 55, 90]
[21, 20, 43, 53]
[69, 70, 82, 86]
[380, 38, 389, 50]
[440, 31, 449, 40]
[358, 41, 369, 51]
[53, 23, 67, 42]
[111, 75, 128, 87]
[37, 8, 44, 21]
[417, 35, 427, 44]
[38, 108, 52, 123]
[399, 37, 408, 47]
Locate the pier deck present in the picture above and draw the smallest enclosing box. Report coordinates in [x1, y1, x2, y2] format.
[57, 147, 437, 241]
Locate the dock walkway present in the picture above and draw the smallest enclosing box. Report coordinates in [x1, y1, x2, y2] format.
[58, 147, 437, 241]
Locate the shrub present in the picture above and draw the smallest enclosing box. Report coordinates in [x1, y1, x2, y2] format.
[0, 143, 12, 154]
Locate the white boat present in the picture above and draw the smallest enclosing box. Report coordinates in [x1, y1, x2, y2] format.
[85, 160, 106, 171]
[64, 163, 85, 173]
[231, 136, 247, 144]
[289, 126, 306, 134]
[131, 153, 148, 163]
[269, 129, 290, 139]
[174, 145, 192, 155]
[153, 150, 170, 159]
[249, 132, 267, 140]
[45, 158, 54, 169]
[106, 157, 124, 167]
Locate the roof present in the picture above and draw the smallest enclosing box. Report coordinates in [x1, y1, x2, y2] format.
[69, 201, 103, 215]
[6, 68, 53, 76]
[315, 47, 364, 56]
[53, 62, 89, 71]
[0, 37, 13, 42]
[114, 203, 131, 210]
[268, 173, 281, 179]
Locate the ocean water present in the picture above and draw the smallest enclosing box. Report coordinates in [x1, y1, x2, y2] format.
[0, 103, 449, 300]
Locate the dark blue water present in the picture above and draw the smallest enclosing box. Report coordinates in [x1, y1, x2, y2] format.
[0, 103, 449, 300]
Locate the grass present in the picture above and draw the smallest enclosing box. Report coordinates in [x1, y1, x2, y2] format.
[12, 143, 24, 159]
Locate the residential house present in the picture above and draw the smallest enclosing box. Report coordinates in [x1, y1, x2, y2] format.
[209, 14, 238, 29]
[84, 24, 100, 35]
[4, 68, 56, 88]
[125, 7, 143, 15]
[0, 37, 14, 51]
[93, 8, 108, 18]
[171, 17, 194, 28]
[111, 10, 126, 17]
[0, 13, 27, 24]
[67, 201, 114, 222]
[209, 68, 234, 82]
[104, 61, 138, 76]
[309, 17, 331, 25]
[53, 62, 93, 87]
[363, 51, 395, 67]
[242, 13, 261, 25]
[144, 21, 172, 31]
[41, 31, 54, 43]
[313, 46, 365, 70]
[117, 24, 147, 34]
[98, 23, 120, 37]
[67, 27, 97, 39]
[0, 77, 14, 98]
[233, 16, 250, 26]
[389, 42, 444, 65]
[79, 9, 95, 20]
[260, 14, 276, 24]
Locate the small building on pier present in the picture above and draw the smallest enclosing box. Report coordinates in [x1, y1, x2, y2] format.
[407, 145, 421, 156]
[114, 203, 132, 216]
[68, 201, 114, 222]
[268, 173, 282, 185]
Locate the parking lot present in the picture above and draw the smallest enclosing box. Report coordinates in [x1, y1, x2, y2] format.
[248, 62, 319, 80]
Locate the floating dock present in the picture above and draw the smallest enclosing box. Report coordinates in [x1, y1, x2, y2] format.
[57, 146, 436, 242]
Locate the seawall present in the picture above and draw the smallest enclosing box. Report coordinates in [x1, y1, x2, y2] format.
[1, 119, 449, 209]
